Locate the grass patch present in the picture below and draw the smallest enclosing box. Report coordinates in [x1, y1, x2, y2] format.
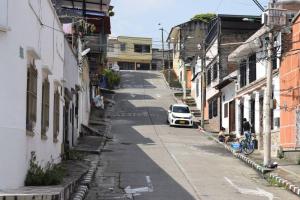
[163, 70, 182, 89]
[266, 176, 285, 188]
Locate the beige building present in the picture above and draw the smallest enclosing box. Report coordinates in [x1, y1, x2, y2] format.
[107, 36, 152, 70]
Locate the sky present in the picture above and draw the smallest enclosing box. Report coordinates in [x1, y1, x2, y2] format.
[110, 0, 269, 48]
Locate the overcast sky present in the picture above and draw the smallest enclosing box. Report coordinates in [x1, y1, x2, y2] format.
[110, 0, 269, 48]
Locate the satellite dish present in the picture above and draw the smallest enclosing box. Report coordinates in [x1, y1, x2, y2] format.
[81, 48, 90, 56]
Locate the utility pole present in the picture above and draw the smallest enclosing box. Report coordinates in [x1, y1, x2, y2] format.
[167, 41, 171, 83]
[200, 42, 206, 128]
[263, 0, 275, 167]
[159, 28, 165, 70]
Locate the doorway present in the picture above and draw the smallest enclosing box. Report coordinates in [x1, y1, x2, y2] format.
[229, 100, 236, 132]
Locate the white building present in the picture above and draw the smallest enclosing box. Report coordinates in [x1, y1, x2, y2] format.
[191, 58, 203, 110]
[229, 26, 281, 153]
[0, 0, 66, 189]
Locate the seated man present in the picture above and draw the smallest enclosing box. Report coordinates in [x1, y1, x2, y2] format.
[218, 127, 229, 144]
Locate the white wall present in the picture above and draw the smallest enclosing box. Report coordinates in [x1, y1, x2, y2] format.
[221, 82, 236, 131]
[0, 0, 64, 189]
[205, 39, 219, 100]
[64, 40, 80, 147]
[192, 59, 202, 109]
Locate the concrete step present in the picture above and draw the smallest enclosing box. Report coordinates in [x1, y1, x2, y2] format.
[187, 103, 197, 107]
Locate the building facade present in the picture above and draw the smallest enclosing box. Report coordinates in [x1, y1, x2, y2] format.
[280, 11, 300, 150]
[168, 21, 207, 95]
[107, 36, 152, 70]
[0, 0, 65, 189]
[151, 48, 173, 71]
[204, 15, 261, 132]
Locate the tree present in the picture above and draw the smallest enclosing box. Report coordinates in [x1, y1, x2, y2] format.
[191, 13, 216, 23]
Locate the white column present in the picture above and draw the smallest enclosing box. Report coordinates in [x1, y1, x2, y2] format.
[236, 98, 241, 137]
[244, 94, 251, 122]
[254, 91, 261, 134]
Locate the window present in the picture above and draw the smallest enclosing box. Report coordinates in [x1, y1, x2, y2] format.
[53, 90, 60, 142]
[0, 0, 8, 28]
[134, 44, 151, 53]
[120, 43, 126, 51]
[224, 103, 228, 118]
[239, 59, 247, 88]
[41, 78, 50, 138]
[207, 68, 211, 85]
[26, 60, 38, 132]
[209, 98, 218, 119]
[212, 63, 218, 80]
[249, 54, 256, 83]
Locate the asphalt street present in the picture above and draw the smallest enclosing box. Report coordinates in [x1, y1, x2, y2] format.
[86, 71, 298, 200]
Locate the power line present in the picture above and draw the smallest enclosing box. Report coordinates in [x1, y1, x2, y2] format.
[252, 0, 265, 11]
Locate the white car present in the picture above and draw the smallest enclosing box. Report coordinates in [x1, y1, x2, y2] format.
[167, 104, 194, 127]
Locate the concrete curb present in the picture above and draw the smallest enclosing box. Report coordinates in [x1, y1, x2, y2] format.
[72, 160, 99, 200]
[269, 173, 300, 196]
[201, 131, 268, 173]
[72, 97, 114, 200]
[201, 130, 300, 197]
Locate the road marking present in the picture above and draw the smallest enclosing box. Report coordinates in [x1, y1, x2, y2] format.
[224, 177, 275, 200]
[156, 94, 161, 98]
[130, 94, 136, 98]
[123, 176, 154, 199]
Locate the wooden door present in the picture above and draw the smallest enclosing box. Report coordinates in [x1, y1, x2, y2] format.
[229, 100, 236, 132]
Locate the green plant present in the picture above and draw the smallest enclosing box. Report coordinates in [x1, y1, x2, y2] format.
[25, 152, 65, 186]
[25, 152, 45, 186]
[103, 69, 121, 89]
[191, 13, 216, 23]
[277, 149, 284, 159]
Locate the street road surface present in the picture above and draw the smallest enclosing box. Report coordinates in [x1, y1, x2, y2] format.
[87, 71, 297, 200]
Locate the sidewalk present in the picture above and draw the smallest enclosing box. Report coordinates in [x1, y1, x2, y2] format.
[202, 130, 300, 197]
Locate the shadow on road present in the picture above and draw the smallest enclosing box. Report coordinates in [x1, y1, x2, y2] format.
[99, 71, 198, 200]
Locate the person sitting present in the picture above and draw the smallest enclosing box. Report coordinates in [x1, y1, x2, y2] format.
[218, 127, 229, 144]
[242, 118, 252, 139]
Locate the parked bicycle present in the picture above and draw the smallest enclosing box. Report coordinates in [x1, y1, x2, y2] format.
[239, 131, 256, 155]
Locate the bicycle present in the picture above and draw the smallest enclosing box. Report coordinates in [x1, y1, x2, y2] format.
[239, 131, 256, 155]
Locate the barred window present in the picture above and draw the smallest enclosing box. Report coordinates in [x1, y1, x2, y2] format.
[26, 61, 38, 132]
[53, 90, 60, 142]
[41, 78, 50, 138]
[212, 63, 218, 80]
[207, 68, 211, 86]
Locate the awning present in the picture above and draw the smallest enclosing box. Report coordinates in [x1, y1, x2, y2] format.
[214, 77, 236, 90]
[228, 26, 270, 62]
[214, 70, 237, 90]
